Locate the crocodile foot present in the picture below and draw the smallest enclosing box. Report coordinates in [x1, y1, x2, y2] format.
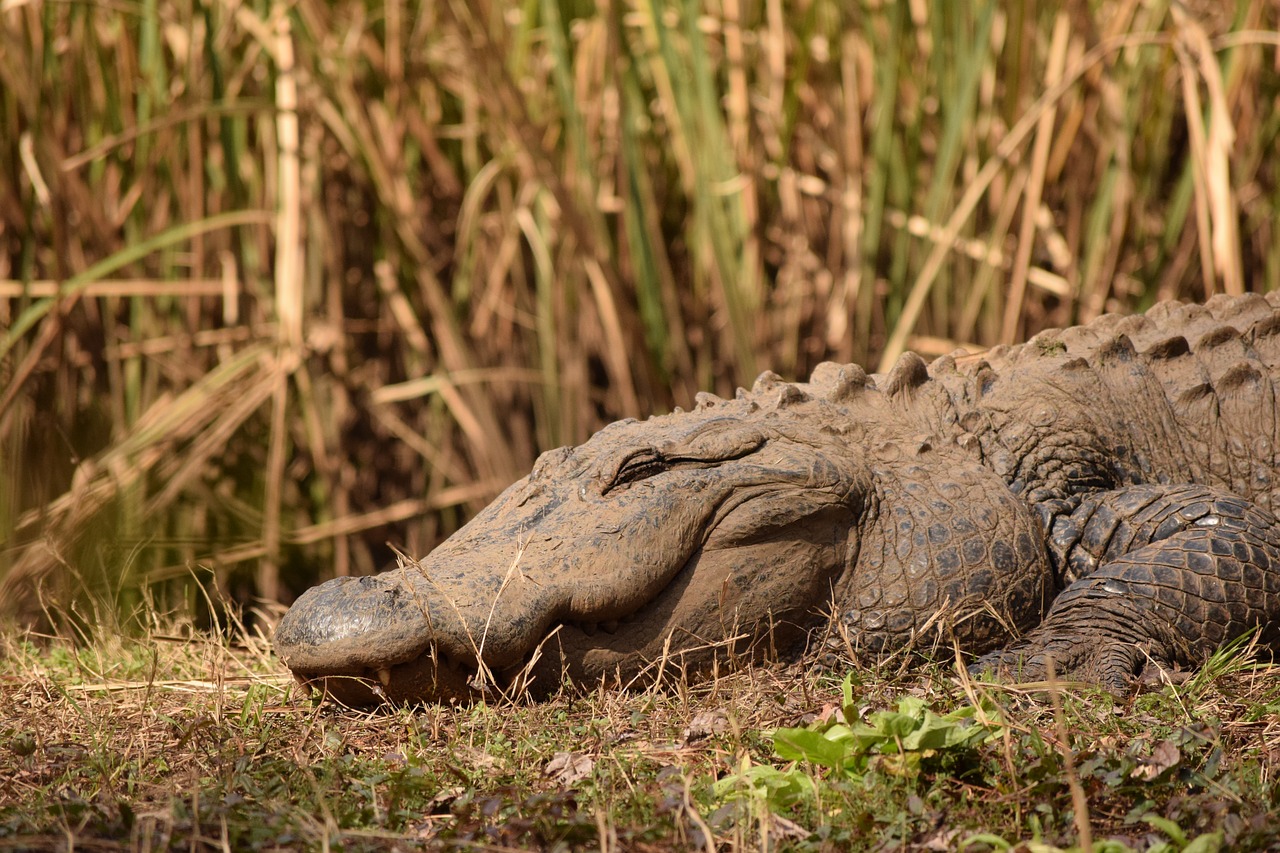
[973, 499, 1280, 692]
[971, 619, 1158, 694]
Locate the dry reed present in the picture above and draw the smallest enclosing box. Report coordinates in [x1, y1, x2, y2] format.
[0, 0, 1277, 618]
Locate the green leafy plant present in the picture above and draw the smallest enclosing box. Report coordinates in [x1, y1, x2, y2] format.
[960, 820, 1224, 853]
[716, 673, 1004, 809]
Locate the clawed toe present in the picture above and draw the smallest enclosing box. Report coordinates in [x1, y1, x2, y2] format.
[969, 634, 1144, 696]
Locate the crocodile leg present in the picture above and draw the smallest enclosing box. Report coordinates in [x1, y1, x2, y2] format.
[974, 485, 1280, 691]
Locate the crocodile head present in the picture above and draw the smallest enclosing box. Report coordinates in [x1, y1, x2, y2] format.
[275, 367, 880, 705]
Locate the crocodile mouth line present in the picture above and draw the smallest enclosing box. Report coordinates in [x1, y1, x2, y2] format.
[290, 552, 697, 705]
[288, 598, 664, 704]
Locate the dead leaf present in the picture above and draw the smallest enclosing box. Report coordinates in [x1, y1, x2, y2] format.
[428, 786, 464, 813]
[920, 828, 962, 851]
[682, 709, 728, 744]
[544, 751, 594, 786]
[1130, 739, 1181, 781]
[767, 813, 811, 842]
[455, 744, 499, 772]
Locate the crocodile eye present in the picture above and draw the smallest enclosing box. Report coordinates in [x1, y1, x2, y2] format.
[603, 449, 667, 494]
[597, 428, 767, 496]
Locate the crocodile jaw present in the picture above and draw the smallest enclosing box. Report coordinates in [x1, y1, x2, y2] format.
[274, 419, 862, 705]
[277, 504, 856, 705]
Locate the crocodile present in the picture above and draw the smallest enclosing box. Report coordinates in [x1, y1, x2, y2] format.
[275, 293, 1280, 705]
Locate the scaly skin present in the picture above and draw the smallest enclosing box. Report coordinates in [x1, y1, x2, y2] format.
[975, 485, 1280, 689]
[275, 293, 1280, 704]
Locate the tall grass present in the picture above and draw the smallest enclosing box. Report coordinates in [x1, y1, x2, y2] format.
[1, 0, 1277, 619]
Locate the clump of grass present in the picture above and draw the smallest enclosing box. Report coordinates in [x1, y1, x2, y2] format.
[3, 616, 1279, 850]
[2, 1, 1279, 615]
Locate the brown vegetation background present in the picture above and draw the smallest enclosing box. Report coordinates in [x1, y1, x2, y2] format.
[1, 0, 1278, 621]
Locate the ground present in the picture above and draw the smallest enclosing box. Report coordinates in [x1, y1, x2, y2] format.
[1, 619, 1278, 852]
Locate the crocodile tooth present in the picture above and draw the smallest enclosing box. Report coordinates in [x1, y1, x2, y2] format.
[378, 668, 392, 687]
[601, 620, 620, 634]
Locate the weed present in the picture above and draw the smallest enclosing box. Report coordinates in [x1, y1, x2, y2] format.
[2, 628, 1279, 849]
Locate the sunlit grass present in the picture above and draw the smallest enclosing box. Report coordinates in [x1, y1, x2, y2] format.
[2, 615, 1278, 849]
[2, 3, 1278, 847]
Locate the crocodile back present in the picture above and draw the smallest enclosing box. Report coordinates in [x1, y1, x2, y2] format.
[937, 293, 1280, 510]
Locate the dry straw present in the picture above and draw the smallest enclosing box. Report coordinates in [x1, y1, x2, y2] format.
[0, 0, 1276, 618]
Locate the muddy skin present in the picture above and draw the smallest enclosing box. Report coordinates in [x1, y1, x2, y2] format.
[276, 294, 1280, 703]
